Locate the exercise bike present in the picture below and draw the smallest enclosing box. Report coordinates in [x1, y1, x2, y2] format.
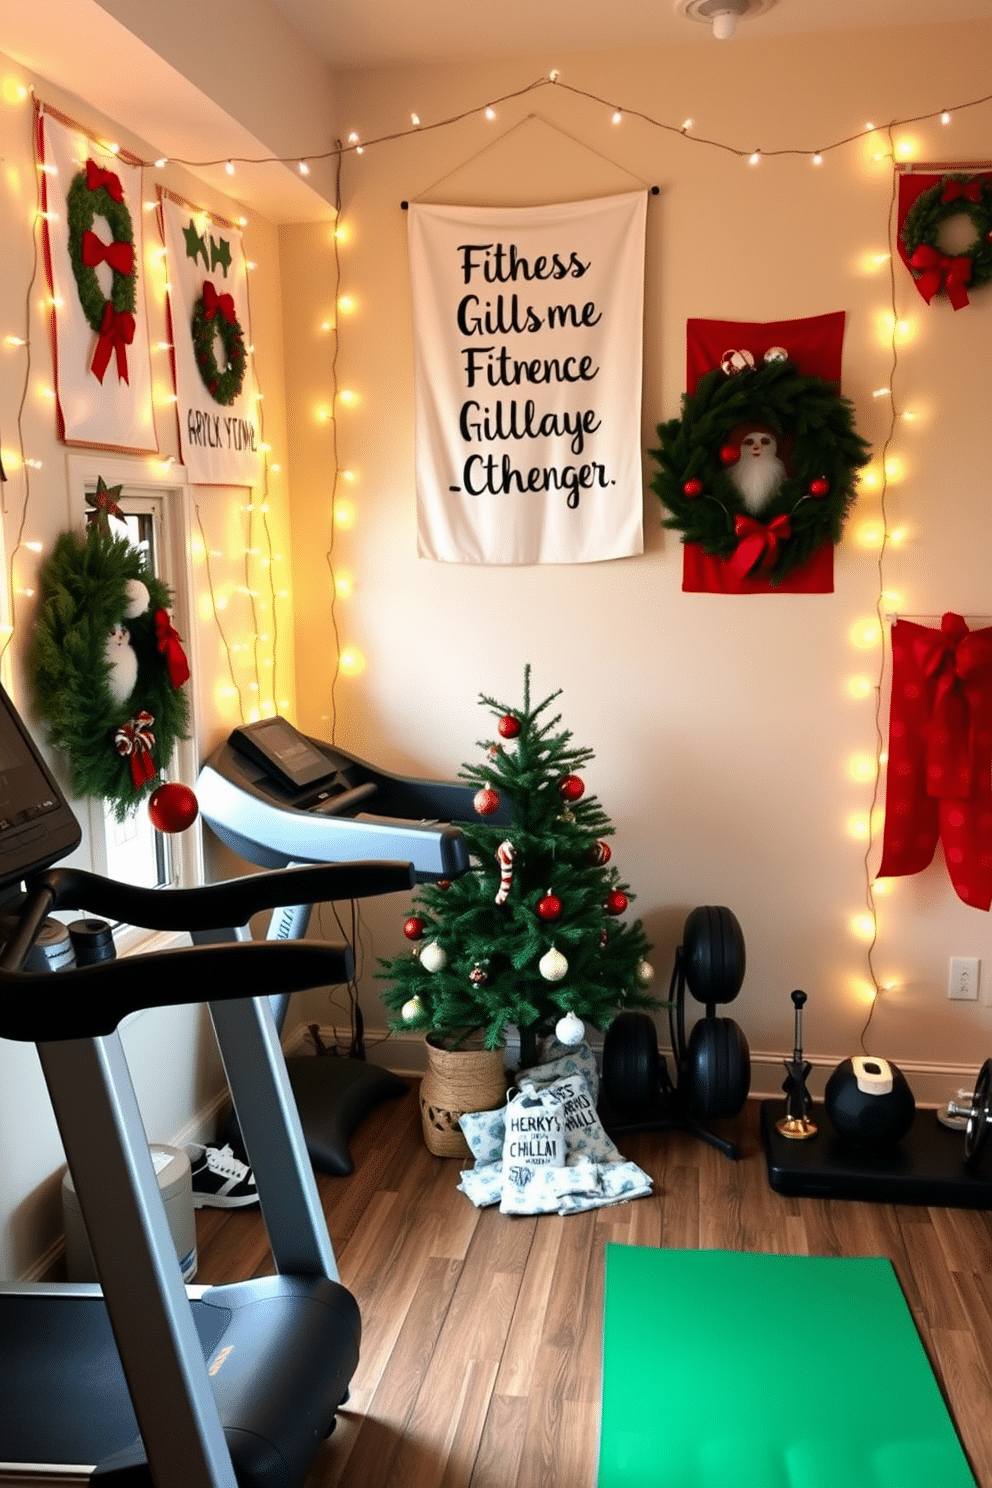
[0, 681, 413, 1487]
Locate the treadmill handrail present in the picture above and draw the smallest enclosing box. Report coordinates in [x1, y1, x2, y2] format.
[0, 938, 354, 1042]
[43, 858, 416, 930]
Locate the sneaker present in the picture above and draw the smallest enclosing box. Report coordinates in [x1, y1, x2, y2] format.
[186, 1143, 259, 1209]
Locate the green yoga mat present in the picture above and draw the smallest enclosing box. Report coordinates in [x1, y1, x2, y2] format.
[599, 1246, 976, 1488]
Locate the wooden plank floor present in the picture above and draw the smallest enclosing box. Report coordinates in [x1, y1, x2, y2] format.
[194, 1084, 992, 1487]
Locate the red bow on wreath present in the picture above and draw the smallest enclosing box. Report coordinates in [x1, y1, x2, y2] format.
[729, 513, 792, 580]
[85, 158, 124, 203]
[114, 710, 156, 788]
[154, 609, 191, 689]
[82, 229, 134, 277]
[941, 178, 982, 204]
[878, 614, 992, 910]
[91, 301, 135, 384]
[202, 280, 237, 325]
[909, 245, 973, 310]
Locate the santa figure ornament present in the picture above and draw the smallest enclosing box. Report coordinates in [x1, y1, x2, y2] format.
[726, 430, 787, 515]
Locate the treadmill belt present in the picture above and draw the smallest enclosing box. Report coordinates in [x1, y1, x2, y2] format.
[0, 1293, 230, 1460]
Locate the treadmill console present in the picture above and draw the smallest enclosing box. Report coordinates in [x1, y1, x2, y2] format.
[197, 717, 493, 880]
[0, 682, 81, 893]
[231, 717, 350, 796]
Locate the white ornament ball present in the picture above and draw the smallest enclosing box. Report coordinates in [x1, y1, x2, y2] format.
[555, 1010, 585, 1046]
[635, 959, 656, 988]
[419, 941, 448, 973]
[720, 347, 755, 377]
[122, 578, 150, 619]
[401, 996, 423, 1022]
[539, 946, 569, 982]
[763, 345, 789, 364]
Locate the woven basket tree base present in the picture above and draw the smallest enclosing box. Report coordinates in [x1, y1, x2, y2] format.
[420, 1034, 507, 1158]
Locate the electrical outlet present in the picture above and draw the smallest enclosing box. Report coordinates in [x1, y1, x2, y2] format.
[948, 956, 980, 1001]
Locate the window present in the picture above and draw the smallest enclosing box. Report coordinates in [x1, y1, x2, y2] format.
[68, 455, 202, 946]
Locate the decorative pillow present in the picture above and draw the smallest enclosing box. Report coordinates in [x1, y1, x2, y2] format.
[531, 1073, 622, 1165]
[520, 1039, 600, 1100]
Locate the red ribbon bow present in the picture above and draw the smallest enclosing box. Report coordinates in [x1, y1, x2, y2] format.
[913, 613, 992, 799]
[909, 244, 973, 310]
[114, 710, 156, 788]
[941, 178, 982, 204]
[90, 301, 135, 384]
[85, 158, 124, 203]
[202, 280, 236, 325]
[729, 514, 792, 579]
[82, 229, 134, 277]
[154, 609, 191, 689]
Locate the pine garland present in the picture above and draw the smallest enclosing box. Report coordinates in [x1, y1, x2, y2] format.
[27, 526, 189, 820]
[191, 292, 247, 406]
[66, 167, 137, 332]
[900, 173, 992, 298]
[649, 360, 871, 584]
[379, 668, 659, 1069]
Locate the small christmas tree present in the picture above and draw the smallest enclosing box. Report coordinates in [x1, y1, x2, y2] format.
[380, 667, 658, 1070]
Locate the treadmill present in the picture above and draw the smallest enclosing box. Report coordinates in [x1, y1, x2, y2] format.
[195, 718, 499, 1174]
[0, 680, 415, 1486]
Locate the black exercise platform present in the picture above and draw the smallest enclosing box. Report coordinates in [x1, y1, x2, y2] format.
[761, 1099, 992, 1208]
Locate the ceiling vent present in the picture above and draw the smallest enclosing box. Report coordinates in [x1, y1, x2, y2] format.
[675, 0, 776, 40]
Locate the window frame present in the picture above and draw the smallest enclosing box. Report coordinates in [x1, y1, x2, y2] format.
[65, 452, 204, 955]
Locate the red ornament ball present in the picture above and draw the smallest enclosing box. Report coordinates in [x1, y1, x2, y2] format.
[683, 478, 704, 498]
[559, 774, 585, 802]
[437, 879, 451, 891]
[809, 478, 830, 497]
[588, 840, 612, 866]
[148, 782, 199, 834]
[474, 786, 500, 816]
[403, 917, 426, 941]
[538, 892, 562, 921]
[604, 889, 628, 916]
[498, 714, 521, 739]
[719, 444, 740, 467]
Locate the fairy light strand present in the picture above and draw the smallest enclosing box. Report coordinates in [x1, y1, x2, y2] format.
[860, 126, 902, 1052]
[323, 143, 346, 744]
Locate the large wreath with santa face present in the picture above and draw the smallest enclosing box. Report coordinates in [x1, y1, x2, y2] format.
[649, 357, 871, 585]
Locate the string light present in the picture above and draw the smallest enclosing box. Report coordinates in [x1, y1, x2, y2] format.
[940, 109, 952, 124]
[682, 119, 693, 132]
[225, 160, 235, 175]
[298, 160, 310, 176]
[748, 150, 761, 166]
[811, 152, 823, 166]
[611, 110, 622, 125]
[411, 113, 421, 126]
[484, 107, 496, 121]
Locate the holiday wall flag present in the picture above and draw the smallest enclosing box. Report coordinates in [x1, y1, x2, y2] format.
[897, 169, 992, 311]
[159, 190, 263, 487]
[37, 105, 157, 454]
[878, 613, 992, 912]
[408, 193, 647, 564]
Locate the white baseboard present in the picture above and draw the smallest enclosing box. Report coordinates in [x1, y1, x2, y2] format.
[294, 1023, 979, 1110]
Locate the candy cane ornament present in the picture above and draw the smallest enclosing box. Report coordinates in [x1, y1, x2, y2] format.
[495, 839, 516, 904]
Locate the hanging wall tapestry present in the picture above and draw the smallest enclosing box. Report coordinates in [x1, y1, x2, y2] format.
[877, 613, 992, 912]
[650, 312, 870, 594]
[37, 104, 157, 454]
[408, 192, 647, 564]
[158, 189, 263, 487]
[897, 169, 992, 311]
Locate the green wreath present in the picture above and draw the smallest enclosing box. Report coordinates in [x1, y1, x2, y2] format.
[648, 359, 871, 585]
[900, 173, 992, 308]
[66, 161, 137, 331]
[191, 285, 247, 406]
[27, 526, 189, 821]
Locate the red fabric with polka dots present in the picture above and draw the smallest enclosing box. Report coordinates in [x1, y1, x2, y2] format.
[878, 614, 992, 910]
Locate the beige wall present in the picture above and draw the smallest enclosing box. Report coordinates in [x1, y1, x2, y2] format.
[283, 20, 992, 1102]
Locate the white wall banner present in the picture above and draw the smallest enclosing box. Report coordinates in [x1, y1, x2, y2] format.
[38, 106, 157, 454]
[408, 192, 646, 565]
[159, 190, 262, 487]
